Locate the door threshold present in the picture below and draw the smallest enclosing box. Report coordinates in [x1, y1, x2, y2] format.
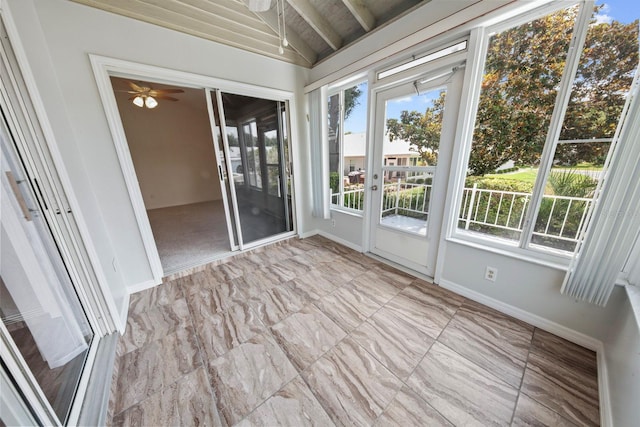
[162, 231, 298, 281]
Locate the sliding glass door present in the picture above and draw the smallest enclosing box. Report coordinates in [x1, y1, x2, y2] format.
[0, 110, 93, 424]
[208, 90, 294, 249]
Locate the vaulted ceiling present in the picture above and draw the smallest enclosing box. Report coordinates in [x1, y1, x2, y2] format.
[70, 0, 427, 67]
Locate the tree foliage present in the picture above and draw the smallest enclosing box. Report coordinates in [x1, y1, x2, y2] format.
[328, 84, 363, 173]
[385, 5, 639, 176]
[386, 91, 446, 165]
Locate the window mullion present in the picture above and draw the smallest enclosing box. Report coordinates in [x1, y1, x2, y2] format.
[519, 0, 595, 249]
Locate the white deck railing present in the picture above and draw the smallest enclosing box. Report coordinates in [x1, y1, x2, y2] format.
[332, 182, 593, 247]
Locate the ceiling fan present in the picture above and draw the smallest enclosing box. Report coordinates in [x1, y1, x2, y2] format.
[122, 81, 184, 109]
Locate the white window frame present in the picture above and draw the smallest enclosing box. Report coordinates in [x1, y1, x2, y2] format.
[445, 0, 613, 265]
[327, 77, 368, 215]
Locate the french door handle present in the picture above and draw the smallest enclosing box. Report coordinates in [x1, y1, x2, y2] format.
[5, 171, 32, 221]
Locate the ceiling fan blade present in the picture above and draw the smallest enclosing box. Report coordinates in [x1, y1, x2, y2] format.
[155, 96, 179, 101]
[127, 96, 138, 100]
[156, 88, 185, 94]
[128, 81, 145, 92]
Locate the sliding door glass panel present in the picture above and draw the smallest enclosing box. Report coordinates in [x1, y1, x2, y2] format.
[220, 93, 293, 244]
[0, 115, 92, 424]
[210, 93, 240, 247]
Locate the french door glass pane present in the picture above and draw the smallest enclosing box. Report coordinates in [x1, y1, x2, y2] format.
[1, 117, 92, 424]
[380, 87, 445, 236]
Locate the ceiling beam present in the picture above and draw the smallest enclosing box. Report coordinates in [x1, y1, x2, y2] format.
[340, 0, 375, 32]
[241, 1, 318, 64]
[285, 0, 342, 51]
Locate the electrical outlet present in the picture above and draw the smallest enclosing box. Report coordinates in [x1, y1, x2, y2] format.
[485, 266, 497, 282]
[331, 218, 336, 227]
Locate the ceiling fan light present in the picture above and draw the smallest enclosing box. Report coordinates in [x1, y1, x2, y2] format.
[145, 96, 158, 109]
[132, 96, 144, 107]
[247, 0, 271, 12]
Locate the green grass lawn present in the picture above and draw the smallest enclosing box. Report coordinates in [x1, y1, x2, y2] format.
[485, 164, 603, 185]
[485, 168, 539, 185]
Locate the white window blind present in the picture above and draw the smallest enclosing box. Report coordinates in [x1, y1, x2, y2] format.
[308, 87, 330, 218]
[562, 75, 640, 305]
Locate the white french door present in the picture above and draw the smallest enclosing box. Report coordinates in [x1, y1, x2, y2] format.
[368, 69, 463, 276]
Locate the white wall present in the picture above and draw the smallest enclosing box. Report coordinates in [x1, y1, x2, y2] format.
[439, 242, 624, 342]
[4, 0, 308, 315]
[113, 83, 222, 210]
[604, 287, 640, 426]
[298, 0, 628, 343]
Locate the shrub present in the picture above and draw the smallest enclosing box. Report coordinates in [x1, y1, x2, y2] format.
[329, 172, 340, 193]
[465, 176, 533, 193]
[548, 169, 596, 197]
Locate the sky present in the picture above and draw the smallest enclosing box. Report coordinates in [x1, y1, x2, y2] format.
[343, 0, 639, 134]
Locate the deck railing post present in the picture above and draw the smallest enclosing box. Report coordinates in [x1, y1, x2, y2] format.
[465, 183, 478, 230]
[395, 178, 401, 215]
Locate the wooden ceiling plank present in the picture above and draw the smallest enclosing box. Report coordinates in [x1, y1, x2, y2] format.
[246, 5, 318, 64]
[139, 0, 276, 39]
[70, 0, 311, 66]
[285, 0, 342, 51]
[340, 0, 375, 31]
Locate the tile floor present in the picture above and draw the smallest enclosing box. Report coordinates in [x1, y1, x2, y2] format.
[107, 235, 600, 426]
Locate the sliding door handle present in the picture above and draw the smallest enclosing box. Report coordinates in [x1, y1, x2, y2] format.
[5, 171, 33, 221]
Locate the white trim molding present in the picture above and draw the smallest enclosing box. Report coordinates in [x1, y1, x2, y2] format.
[89, 54, 299, 285]
[316, 230, 363, 252]
[439, 278, 602, 350]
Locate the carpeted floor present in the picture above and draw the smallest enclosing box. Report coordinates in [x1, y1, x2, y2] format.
[147, 201, 231, 274]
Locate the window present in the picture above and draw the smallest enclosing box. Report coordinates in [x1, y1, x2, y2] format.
[456, 3, 639, 256]
[328, 81, 368, 212]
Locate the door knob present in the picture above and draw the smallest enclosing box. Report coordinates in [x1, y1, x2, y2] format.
[371, 185, 378, 191]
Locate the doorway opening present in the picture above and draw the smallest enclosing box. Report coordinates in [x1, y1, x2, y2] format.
[109, 76, 295, 276]
[111, 77, 228, 274]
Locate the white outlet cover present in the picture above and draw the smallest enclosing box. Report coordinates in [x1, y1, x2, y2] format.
[485, 266, 497, 282]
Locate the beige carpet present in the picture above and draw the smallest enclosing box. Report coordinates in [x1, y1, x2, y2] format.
[147, 200, 231, 274]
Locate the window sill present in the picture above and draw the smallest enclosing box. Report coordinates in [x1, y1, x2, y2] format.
[445, 234, 571, 271]
[330, 206, 364, 218]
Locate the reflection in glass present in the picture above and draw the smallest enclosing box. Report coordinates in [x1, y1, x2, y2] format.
[1, 117, 92, 424]
[220, 93, 293, 244]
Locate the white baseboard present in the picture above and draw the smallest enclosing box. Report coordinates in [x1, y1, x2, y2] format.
[298, 229, 319, 239]
[127, 278, 161, 295]
[438, 278, 611, 426]
[117, 292, 130, 335]
[438, 278, 601, 350]
[316, 230, 363, 252]
[597, 348, 612, 427]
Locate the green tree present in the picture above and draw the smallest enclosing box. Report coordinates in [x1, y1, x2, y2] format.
[555, 16, 639, 165]
[329, 84, 363, 174]
[385, 6, 638, 176]
[469, 7, 577, 175]
[386, 91, 446, 165]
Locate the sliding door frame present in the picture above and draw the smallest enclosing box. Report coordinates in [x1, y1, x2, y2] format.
[0, 14, 119, 425]
[207, 88, 244, 251]
[90, 55, 300, 280]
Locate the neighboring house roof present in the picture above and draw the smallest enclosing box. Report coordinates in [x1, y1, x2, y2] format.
[343, 132, 418, 157]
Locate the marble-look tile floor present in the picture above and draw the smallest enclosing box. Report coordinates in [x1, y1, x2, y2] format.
[108, 235, 600, 427]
